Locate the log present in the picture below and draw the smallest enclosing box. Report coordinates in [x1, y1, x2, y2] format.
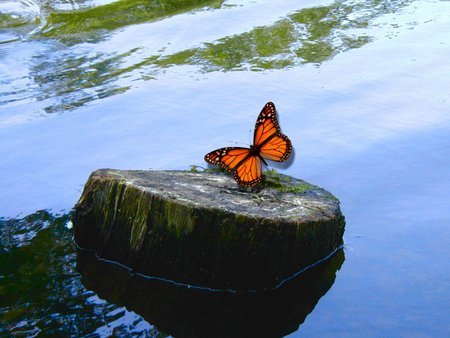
[72, 169, 345, 291]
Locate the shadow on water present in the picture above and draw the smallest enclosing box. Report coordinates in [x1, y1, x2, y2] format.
[77, 247, 345, 337]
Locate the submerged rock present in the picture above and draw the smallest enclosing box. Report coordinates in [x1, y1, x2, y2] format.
[72, 169, 345, 291]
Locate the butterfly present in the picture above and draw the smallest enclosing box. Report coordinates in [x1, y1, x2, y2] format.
[204, 102, 292, 187]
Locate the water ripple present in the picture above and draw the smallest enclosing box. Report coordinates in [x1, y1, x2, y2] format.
[0, 0, 416, 117]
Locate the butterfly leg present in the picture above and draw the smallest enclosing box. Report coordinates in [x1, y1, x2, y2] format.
[259, 156, 268, 166]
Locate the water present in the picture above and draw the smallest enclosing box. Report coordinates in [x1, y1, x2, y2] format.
[1, 0, 450, 336]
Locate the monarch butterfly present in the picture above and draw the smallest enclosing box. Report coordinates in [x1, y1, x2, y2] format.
[204, 102, 292, 187]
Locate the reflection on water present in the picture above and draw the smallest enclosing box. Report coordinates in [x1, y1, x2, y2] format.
[1, 0, 413, 115]
[0, 209, 344, 336]
[0, 210, 155, 336]
[1, 0, 450, 336]
[77, 247, 344, 337]
[156, 1, 382, 71]
[1, 0, 225, 115]
[41, 0, 224, 44]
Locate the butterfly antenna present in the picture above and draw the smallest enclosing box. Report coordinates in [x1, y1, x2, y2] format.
[249, 129, 252, 146]
[230, 140, 250, 147]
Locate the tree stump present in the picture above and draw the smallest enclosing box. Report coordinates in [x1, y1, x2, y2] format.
[72, 169, 345, 291]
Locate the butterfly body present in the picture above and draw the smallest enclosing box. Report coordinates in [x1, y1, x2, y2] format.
[204, 102, 292, 188]
[247, 144, 267, 165]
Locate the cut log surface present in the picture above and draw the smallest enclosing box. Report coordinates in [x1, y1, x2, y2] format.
[72, 169, 345, 291]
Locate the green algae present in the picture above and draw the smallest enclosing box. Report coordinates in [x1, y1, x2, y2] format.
[263, 169, 335, 196]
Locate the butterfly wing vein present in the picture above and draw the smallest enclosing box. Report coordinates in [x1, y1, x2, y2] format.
[204, 102, 292, 187]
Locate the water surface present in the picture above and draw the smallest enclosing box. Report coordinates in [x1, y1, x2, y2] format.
[1, 0, 450, 336]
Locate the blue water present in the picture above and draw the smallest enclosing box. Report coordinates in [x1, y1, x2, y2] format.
[1, 0, 450, 336]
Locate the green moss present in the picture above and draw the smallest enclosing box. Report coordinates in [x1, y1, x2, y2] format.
[189, 165, 200, 173]
[264, 168, 282, 181]
[163, 200, 196, 237]
[324, 193, 340, 203]
[86, 177, 199, 253]
[126, 189, 151, 251]
[262, 169, 317, 194]
[193, 167, 320, 194]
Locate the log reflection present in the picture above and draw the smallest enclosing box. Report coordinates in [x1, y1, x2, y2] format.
[77, 249, 344, 337]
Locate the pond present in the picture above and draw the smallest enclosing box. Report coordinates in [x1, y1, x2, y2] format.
[1, 0, 449, 336]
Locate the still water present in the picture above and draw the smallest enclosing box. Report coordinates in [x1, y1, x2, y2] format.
[1, 0, 450, 336]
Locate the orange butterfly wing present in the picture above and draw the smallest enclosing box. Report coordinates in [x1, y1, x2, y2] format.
[204, 147, 251, 172]
[204, 102, 292, 188]
[204, 147, 263, 187]
[254, 102, 280, 147]
[233, 155, 263, 187]
[254, 102, 292, 162]
[259, 134, 292, 162]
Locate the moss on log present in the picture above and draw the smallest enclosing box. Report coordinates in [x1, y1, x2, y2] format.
[72, 169, 345, 291]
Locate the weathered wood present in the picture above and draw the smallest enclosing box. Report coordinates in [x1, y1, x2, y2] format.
[72, 169, 345, 291]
